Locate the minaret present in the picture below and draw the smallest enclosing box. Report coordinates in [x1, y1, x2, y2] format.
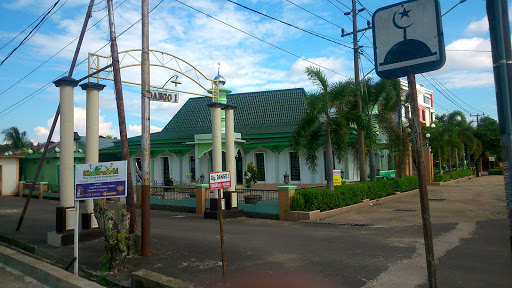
[211, 62, 231, 133]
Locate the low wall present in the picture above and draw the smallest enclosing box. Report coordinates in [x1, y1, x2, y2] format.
[150, 196, 196, 213]
[239, 201, 279, 220]
[431, 175, 474, 186]
[286, 189, 419, 221]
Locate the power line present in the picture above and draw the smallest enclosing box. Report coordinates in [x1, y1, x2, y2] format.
[426, 72, 485, 113]
[0, 0, 127, 100]
[175, 0, 349, 78]
[0, 0, 64, 67]
[1, 0, 164, 117]
[284, 0, 343, 29]
[0, 0, 134, 117]
[0, 4, 55, 52]
[420, 73, 472, 114]
[226, 0, 353, 49]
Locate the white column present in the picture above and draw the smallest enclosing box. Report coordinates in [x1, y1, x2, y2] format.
[54, 77, 79, 208]
[208, 102, 224, 198]
[81, 82, 105, 213]
[223, 106, 236, 191]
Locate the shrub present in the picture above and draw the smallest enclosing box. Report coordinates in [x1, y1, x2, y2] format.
[394, 176, 419, 192]
[445, 169, 473, 180]
[489, 168, 504, 175]
[290, 194, 305, 211]
[296, 180, 396, 212]
[244, 162, 258, 188]
[434, 174, 451, 182]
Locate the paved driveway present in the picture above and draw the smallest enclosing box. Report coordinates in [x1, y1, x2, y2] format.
[0, 176, 510, 288]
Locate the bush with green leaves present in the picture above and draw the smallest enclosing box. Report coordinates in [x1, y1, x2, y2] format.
[296, 180, 399, 212]
[489, 168, 503, 175]
[395, 176, 419, 192]
[290, 194, 305, 211]
[434, 174, 451, 182]
[244, 162, 258, 188]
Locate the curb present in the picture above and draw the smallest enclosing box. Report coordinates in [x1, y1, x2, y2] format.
[0, 243, 103, 288]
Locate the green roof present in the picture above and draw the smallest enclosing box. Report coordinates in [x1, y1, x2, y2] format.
[129, 88, 307, 142]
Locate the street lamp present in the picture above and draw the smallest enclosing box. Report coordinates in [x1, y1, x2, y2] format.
[162, 75, 182, 88]
[426, 133, 431, 147]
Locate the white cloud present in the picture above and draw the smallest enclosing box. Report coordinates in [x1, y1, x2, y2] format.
[33, 106, 117, 142]
[444, 37, 492, 70]
[465, 17, 488, 35]
[435, 71, 494, 89]
[128, 124, 163, 137]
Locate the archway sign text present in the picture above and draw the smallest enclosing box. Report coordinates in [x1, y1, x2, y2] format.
[150, 90, 179, 103]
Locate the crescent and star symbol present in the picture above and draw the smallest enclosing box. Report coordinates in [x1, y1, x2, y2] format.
[393, 6, 414, 40]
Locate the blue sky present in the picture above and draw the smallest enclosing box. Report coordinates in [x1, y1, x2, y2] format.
[0, 0, 496, 143]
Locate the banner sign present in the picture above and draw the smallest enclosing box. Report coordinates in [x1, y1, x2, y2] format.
[333, 170, 342, 186]
[150, 90, 179, 103]
[209, 171, 231, 190]
[75, 161, 127, 200]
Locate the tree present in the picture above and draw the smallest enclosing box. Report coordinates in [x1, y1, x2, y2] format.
[360, 78, 403, 181]
[290, 67, 352, 190]
[474, 116, 501, 159]
[1, 126, 32, 149]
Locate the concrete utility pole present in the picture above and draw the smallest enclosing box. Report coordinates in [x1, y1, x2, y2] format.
[486, 0, 512, 255]
[141, 0, 151, 256]
[352, 0, 366, 182]
[106, 0, 138, 234]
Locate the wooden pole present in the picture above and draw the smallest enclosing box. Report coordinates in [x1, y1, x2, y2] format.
[407, 74, 437, 288]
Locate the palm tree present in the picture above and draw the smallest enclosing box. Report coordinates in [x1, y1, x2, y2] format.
[1, 126, 32, 149]
[360, 78, 403, 181]
[290, 67, 352, 190]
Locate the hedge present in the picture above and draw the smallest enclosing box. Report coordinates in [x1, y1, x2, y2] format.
[433, 169, 474, 182]
[489, 168, 503, 175]
[434, 174, 451, 182]
[294, 176, 417, 212]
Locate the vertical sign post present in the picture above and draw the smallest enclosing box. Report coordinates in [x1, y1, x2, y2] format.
[74, 160, 128, 275]
[209, 171, 231, 284]
[373, 1, 445, 287]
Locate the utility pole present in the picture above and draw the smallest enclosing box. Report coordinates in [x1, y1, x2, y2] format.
[341, 0, 372, 182]
[470, 113, 485, 127]
[106, 0, 138, 235]
[486, 0, 512, 255]
[141, 0, 151, 256]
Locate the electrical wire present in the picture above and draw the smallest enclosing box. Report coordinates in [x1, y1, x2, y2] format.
[284, 0, 343, 29]
[175, 0, 349, 77]
[420, 73, 472, 114]
[0, 4, 54, 52]
[0, 0, 64, 67]
[0, 0, 137, 117]
[0, 0, 165, 117]
[426, 72, 485, 113]
[226, 0, 353, 49]
[0, 0, 128, 100]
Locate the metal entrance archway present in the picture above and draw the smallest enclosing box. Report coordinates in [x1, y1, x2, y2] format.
[88, 49, 219, 100]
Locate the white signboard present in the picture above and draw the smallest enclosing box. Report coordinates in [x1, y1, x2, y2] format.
[150, 90, 179, 103]
[74, 161, 127, 200]
[372, 0, 445, 78]
[209, 171, 231, 190]
[489, 157, 496, 162]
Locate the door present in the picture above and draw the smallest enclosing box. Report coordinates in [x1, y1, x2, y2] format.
[236, 150, 243, 185]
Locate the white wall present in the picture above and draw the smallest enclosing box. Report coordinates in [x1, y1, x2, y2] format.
[0, 157, 19, 195]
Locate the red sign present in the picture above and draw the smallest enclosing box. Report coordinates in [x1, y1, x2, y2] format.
[209, 171, 231, 190]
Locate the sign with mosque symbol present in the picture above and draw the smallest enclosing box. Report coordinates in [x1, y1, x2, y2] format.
[372, 0, 445, 79]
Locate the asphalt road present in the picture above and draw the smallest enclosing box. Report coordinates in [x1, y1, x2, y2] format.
[0, 175, 510, 288]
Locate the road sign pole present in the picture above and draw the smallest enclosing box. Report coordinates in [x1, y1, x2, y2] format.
[74, 200, 79, 275]
[217, 188, 226, 284]
[407, 74, 437, 288]
[486, 0, 512, 254]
